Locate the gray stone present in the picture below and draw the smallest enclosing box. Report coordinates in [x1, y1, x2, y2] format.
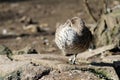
[21, 63, 51, 80]
[0, 61, 29, 80]
[12, 54, 119, 80]
[0, 56, 51, 80]
[102, 55, 120, 63]
[76, 44, 116, 60]
[93, 9, 120, 48]
[40, 70, 99, 80]
[0, 55, 12, 64]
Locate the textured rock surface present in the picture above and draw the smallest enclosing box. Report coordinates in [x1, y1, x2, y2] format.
[102, 55, 120, 63]
[0, 60, 29, 80]
[0, 55, 51, 80]
[21, 63, 51, 80]
[12, 54, 120, 80]
[40, 70, 99, 80]
[93, 9, 120, 48]
[0, 53, 119, 80]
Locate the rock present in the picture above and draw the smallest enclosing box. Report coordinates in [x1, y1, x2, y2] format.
[102, 55, 120, 63]
[93, 9, 120, 48]
[0, 55, 12, 64]
[0, 55, 51, 80]
[2, 29, 7, 35]
[0, 61, 29, 79]
[40, 69, 99, 80]
[43, 38, 49, 46]
[93, 66, 119, 80]
[23, 24, 41, 33]
[40, 23, 48, 28]
[16, 36, 22, 40]
[39, 66, 119, 80]
[0, 45, 13, 60]
[12, 54, 68, 69]
[0, 61, 51, 80]
[76, 44, 116, 61]
[19, 16, 33, 24]
[21, 63, 51, 80]
[13, 46, 38, 55]
[12, 54, 119, 79]
[19, 16, 45, 33]
[0, 53, 119, 80]
[0, 45, 12, 55]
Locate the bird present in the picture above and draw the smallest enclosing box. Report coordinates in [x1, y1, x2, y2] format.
[55, 17, 93, 64]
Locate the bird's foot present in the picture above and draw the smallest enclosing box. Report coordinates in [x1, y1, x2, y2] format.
[68, 54, 77, 64]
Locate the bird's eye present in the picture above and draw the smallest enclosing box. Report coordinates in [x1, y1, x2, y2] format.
[71, 19, 75, 24]
[80, 20, 85, 26]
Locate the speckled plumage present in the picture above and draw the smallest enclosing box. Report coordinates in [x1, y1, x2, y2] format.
[55, 17, 93, 56]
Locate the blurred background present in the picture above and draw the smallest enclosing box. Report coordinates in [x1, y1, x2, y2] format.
[0, 0, 119, 54]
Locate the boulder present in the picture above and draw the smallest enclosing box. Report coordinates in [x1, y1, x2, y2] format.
[93, 9, 120, 48]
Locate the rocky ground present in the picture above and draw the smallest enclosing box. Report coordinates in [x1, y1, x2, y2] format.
[0, 0, 120, 80]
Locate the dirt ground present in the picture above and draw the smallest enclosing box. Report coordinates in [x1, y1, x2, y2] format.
[0, 0, 118, 54]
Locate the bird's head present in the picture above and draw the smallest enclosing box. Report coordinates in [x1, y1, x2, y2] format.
[71, 17, 85, 28]
[69, 17, 86, 33]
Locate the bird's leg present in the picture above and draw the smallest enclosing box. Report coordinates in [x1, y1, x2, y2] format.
[69, 54, 77, 64]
